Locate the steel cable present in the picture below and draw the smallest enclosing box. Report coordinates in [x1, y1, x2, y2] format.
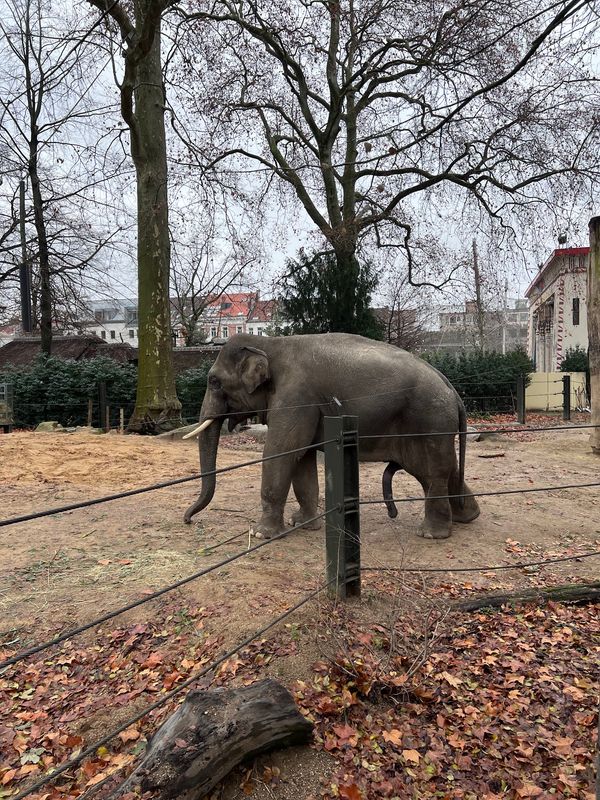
[362, 549, 600, 573]
[7, 578, 335, 800]
[0, 440, 336, 529]
[0, 510, 333, 670]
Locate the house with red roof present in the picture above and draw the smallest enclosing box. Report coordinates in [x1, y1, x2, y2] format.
[198, 292, 277, 341]
[525, 246, 588, 371]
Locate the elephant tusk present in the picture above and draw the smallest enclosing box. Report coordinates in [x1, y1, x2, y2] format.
[182, 418, 215, 439]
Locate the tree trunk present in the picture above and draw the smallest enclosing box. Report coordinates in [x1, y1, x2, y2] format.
[127, 9, 181, 434]
[588, 217, 600, 454]
[29, 155, 52, 355]
[453, 582, 600, 612]
[112, 680, 313, 800]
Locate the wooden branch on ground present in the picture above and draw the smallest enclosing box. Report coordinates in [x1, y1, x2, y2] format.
[453, 582, 600, 612]
[112, 679, 313, 799]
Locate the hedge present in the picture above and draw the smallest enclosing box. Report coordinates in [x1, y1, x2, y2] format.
[421, 347, 534, 414]
[0, 356, 211, 429]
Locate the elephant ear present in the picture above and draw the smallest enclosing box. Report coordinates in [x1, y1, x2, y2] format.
[240, 348, 270, 394]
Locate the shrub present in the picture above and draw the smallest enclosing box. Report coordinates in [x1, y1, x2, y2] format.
[559, 345, 588, 373]
[421, 347, 533, 414]
[176, 363, 211, 423]
[0, 356, 137, 429]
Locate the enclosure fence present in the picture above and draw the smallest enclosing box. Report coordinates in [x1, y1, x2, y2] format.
[1, 415, 600, 798]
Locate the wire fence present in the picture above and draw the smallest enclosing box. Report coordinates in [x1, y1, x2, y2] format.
[2, 416, 599, 798]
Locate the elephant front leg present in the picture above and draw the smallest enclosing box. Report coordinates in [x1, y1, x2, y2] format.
[418, 478, 453, 539]
[254, 455, 296, 539]
[290, 450, 321, 530]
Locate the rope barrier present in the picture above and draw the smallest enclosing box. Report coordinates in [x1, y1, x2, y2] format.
[0, 440, 336, 529]
[362, 549, 600, 573]
[7, 578, 335, 800]
[0, 510, 332, 671]
[359, 480, 600, 506]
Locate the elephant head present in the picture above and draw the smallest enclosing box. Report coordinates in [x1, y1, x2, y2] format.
[183, 341, 271, 524]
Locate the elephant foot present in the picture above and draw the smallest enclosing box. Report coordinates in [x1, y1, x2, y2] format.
[418, 518, 452, 540]
[251, 514, 286, 540]
[451, 504, 481, 524]
[290, 509, 323, 531]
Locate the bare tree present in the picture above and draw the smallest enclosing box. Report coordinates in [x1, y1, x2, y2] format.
[178, 0, 600, 298]
[169, 203, 255, 345]
[0, 0, 123, 349]
[87, 0, 183, 432]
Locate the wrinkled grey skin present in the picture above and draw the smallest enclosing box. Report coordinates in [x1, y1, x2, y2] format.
[184, 333, 480, 539]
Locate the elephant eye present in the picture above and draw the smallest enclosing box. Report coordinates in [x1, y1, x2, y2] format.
[209, 375, 223, 391]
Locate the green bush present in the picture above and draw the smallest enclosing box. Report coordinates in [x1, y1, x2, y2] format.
[421, 347, 533, 414]
[176, 364, 211, 423]
[0, 356, 212, 430]
[0, 356, 137, 428]
[559, 345, 588, 372]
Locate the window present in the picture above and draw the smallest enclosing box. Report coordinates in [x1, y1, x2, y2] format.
[237, 326, 243, 334]
[220, 302, 232, 310]
[257, 329, 263, 335]
[573, 297, 580, 326]
[248, 327, 254, 335]
[0, 384, 5, 402]
[222, 327, 229, 338]
[211, 327, 217, 337]
[101, 330, 106, 339]
[110, 330, 116, 339]
[129, 329, 135, 338]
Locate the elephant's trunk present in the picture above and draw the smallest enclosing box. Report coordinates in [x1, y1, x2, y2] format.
[183, 418, 222, 524]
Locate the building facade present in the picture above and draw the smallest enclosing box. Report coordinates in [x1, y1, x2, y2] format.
[420, 298, 529, 354]
[87, 299, 139, 345]
[525, 247, 588, 372]
[83, 293, 277, 347]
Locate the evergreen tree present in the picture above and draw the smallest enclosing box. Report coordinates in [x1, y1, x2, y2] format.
[278, 251, 383, 339]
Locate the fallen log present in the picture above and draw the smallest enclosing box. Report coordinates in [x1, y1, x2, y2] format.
[113, 679, 313, 800]
[453, 581, 600, 612]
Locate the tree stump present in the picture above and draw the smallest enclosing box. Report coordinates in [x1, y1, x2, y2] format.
[453, 581, 600, 612]
[116, 679, 313, 799]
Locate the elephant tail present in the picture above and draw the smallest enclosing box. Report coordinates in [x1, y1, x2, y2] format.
[458, 400, 467, 510]
[382, 461, 402, 518]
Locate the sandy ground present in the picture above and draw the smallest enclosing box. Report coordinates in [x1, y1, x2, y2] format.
[1, 425, 599, 798]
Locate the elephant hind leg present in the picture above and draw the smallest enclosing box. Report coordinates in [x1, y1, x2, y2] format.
[448, 468, 480, 523]
[290, 449, 322, 530]
[382, 461, 402, 519]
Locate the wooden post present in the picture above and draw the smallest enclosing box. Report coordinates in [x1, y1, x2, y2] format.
[87, 398, 93, 427]
[562, 374, 571, 421]
[516, 375, 526, 425]
[588, 217, 600, 454]
[119, 408, 125, 434]
[324, 416, 361, 600]
[98, 382, 108, 433]
[105, 405, 110, 432]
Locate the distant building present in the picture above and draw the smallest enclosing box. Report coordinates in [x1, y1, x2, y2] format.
[197, 292, 276, 341]
[420, 298, 529, 354]
[86, 299, 139, 345]
[525, 246, 588, 371]
[0, 322, 20, 347]
[80, 293, 280, 347]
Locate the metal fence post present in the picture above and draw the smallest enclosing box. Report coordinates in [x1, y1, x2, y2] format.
[516, 375, 526, 425]
[562, 374, 571, 421]
[324, 416, 361, 600]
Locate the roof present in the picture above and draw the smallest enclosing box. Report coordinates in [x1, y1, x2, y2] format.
[0, 336, 136, 368]
[525, 246, 589, 297]
[247, 298, 276, 322]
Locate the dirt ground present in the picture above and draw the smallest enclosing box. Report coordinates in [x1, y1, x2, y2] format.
[1, 422, 599, 798]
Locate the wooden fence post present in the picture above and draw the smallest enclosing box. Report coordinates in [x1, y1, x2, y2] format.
[562, 374, 571, 421]
[98, 382, 108, 433]
[516, 376, 526, 425]
[588, 217, 600, 453]
[324, 416, 361, 600]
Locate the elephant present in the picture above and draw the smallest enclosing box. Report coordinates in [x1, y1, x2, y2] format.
[183, 333, 480, 539]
